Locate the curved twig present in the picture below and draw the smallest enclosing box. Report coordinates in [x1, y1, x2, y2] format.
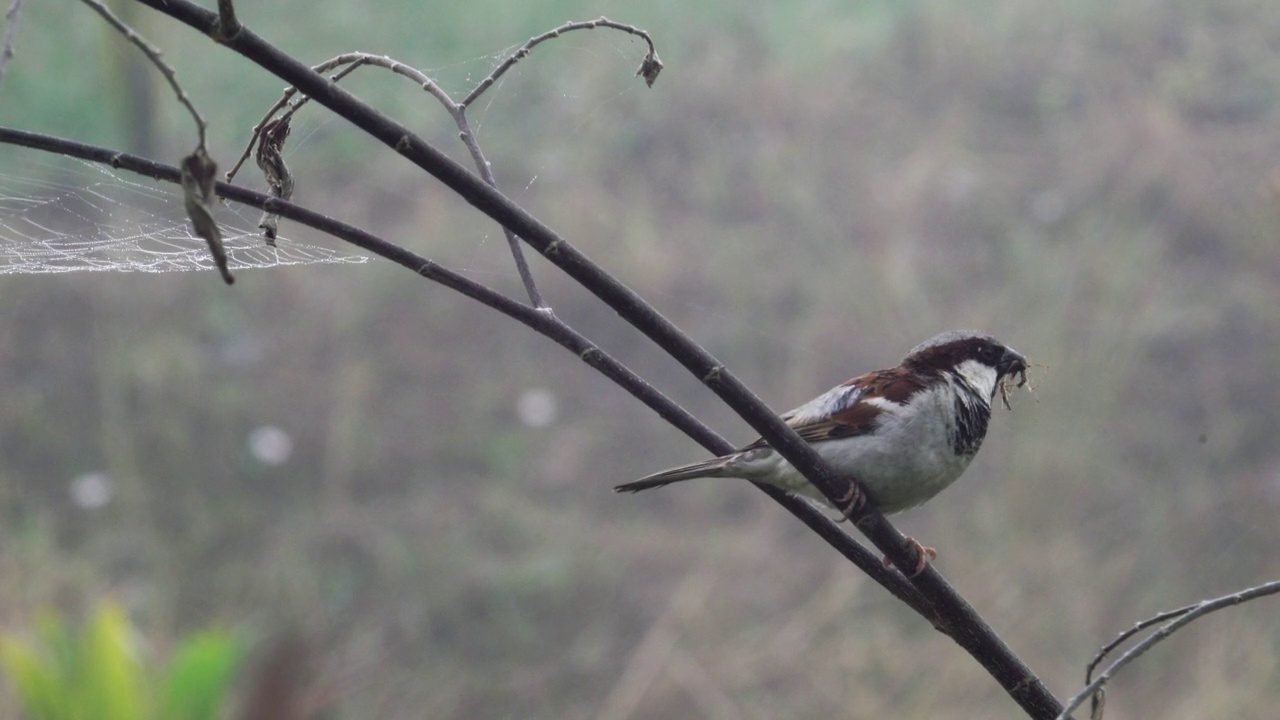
[1085, 601, 1198, 685]
[227, 50, 551, 306]
[227, 17, 659, 307]
[227, 55, 374, 181]
[460, 16, 662, 109]
[1057, 580, 1280, 720]
[78, 0, 207, 149]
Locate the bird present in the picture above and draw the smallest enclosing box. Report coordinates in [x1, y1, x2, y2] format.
[615, 330, 1028, 573]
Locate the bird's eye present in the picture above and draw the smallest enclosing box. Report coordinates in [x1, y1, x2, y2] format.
[978, 344, 998, 362]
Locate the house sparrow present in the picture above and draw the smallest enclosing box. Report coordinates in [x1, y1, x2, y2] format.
[615, 330, 1028, 571]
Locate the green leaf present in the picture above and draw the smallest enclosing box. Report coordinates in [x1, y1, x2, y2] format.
[160, 629, 242, 720]
[1, 603, 244, 720]
[0, 633, 70, 720]
[80, 601, 147, 720]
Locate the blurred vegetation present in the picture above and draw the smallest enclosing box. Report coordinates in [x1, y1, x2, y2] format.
[1, 0, 1279, 718]
[0, 601, 240, 720]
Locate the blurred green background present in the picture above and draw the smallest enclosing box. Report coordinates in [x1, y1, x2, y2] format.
[2, 0, 1279, 717]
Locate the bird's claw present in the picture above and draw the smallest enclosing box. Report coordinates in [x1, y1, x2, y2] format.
[881, 537, 937, 577]
[835, 480, 866, 520]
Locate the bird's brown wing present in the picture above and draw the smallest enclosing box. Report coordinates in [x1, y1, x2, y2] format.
[741, 368, 928, 449]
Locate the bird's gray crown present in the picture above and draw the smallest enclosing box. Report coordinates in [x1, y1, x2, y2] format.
[906, 330, 994, 359]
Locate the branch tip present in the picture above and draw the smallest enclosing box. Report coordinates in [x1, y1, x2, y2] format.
[212, 0, 241, 42]
[637, 51, 663, 87]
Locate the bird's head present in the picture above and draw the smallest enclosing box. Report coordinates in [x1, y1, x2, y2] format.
[903, 330, 1028, 404]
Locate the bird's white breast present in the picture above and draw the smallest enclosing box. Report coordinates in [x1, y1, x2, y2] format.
[737, 383, 978, 514]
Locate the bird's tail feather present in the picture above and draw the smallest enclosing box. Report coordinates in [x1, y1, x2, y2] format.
[614, 457, 731, 493]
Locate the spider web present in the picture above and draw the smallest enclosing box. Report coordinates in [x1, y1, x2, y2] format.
[0, 149, 367, 276]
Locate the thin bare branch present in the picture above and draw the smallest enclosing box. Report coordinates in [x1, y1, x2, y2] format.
[444, 96, 543, 307]
[1080, 597, 1202, 719]
[461, 16, 662, 109]
[226, 17, 662, 306]
[230, 50, 553, 305]
[0, 0, 26, 85]
[227, 55, 374, 181]
[78, 0, 207, 148]
[1057, 580, 1280, 720]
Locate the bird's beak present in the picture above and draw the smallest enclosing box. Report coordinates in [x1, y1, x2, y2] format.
[999, 348, 1029, 387]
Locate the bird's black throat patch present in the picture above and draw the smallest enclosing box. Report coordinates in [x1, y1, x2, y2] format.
[950, 380, 992, 456]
